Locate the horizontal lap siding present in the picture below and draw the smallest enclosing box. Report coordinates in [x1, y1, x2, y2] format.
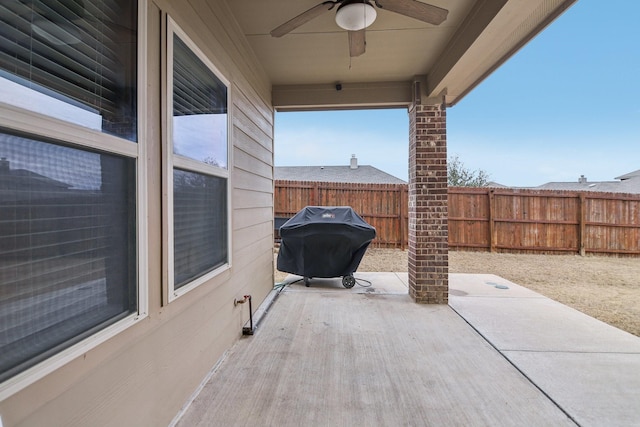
[232, 86, 273, 265]
[230, 85, 275, 353]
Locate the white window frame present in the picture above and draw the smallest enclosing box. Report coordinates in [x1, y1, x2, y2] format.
[165, 17, 232, 303]
[0, 0, 148, 401]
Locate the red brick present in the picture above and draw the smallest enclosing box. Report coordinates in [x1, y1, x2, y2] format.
[408, 103, 448, 304]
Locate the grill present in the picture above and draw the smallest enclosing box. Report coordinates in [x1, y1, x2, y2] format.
[276, 206, 376, 288]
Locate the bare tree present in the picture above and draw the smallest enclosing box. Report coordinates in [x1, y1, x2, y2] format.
[448, 155, 490, 187]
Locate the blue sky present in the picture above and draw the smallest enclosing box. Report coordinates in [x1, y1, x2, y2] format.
[274, 0, 640, 186]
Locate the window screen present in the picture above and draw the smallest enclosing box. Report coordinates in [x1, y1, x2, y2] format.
[173, 170, 227, 288]
[0, 130, 137, 382]
[0, 0, 137, 141]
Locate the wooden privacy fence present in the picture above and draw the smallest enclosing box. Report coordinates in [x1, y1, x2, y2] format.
[274, 181, 640, 256]
[449, 187, 640, 256]
[274, 180, 409, 248]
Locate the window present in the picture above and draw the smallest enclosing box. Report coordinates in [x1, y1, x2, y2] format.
[0, 132, 137, 383]
[167, 20, 230, 299]
[0, 0, 142, 390]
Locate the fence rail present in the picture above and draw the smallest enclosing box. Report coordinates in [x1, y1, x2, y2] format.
[274, 181, 640, 256]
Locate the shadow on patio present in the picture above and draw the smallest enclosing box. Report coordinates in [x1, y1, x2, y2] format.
[172, 273, 640, 427]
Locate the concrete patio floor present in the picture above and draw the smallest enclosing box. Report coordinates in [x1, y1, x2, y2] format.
[173, 273, 640, 427]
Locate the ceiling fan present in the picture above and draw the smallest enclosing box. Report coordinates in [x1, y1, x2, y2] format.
[270, 0, 448, 57]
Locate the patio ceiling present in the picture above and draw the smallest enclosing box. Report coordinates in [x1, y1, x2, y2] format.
[227, 0, 577, 110]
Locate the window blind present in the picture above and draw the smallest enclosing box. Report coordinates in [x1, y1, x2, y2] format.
[172, 36, 227, 117]
[0, 0, 137, 140]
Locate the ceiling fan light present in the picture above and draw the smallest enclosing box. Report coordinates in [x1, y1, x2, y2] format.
[335, 2, 377, 31]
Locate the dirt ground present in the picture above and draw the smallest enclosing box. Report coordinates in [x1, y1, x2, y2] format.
[274, 248, 640, 337]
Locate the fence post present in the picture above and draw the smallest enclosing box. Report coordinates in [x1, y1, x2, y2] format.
[398, 185, 406, 250]
[311, 182, 318, 206]
[489, 189, 496, 252]
[578, 193, 586, 256]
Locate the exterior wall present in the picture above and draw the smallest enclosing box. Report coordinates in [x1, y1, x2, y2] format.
[0, 1, 275, 426]
[408, 103, 449, 304]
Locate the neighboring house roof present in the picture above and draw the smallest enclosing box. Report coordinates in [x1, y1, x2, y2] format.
[484, 181, 509, 188]
[8, 169, 71, 189]
[534, 171, 640, 194]
[480, 171, 640, 194]
[615, 169, 640, 181]
[1, 160, 71, 192]
[275, 157, 406, 185]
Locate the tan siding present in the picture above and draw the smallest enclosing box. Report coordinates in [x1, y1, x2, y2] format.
[233, 168, 274, 194]
[234, 222, 274, 249]
[235, 127, 273, 165]
[233, 86, 273, 139]
[234, 188, 273, 210]
[231, 246, 274, 321]
[17, 286, 241, 426]
[234, 147, 273, 180]
[234, 235, 274, 271]
[234, 206, 274, 231]
[233, 108, 273, 152]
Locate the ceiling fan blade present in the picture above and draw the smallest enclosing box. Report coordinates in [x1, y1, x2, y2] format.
[270, 1, 337, 37]
[348, 30, 366, 57]
[375, 0, 448, 25]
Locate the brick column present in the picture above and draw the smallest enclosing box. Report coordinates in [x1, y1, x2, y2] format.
[408, 102, 448, 304]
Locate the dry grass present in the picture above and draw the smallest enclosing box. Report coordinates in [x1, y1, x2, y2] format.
[275, 247, 640, 337]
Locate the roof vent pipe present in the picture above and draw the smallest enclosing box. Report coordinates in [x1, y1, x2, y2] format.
[350, 154, 358, 169]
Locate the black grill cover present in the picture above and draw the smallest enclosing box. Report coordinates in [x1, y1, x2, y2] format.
[277, 206, 376, 278]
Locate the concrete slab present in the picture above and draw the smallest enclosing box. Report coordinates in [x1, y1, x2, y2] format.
[450, 275, 640, 353]
[175, 279, 574, 427]
[449, 273, 545, 299]
[449, 273, 640, 427]
[280, 272, 409, 295]
[505, 351, 640, 427]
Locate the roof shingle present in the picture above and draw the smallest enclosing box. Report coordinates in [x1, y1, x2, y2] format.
[275, 165, 406, 185]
